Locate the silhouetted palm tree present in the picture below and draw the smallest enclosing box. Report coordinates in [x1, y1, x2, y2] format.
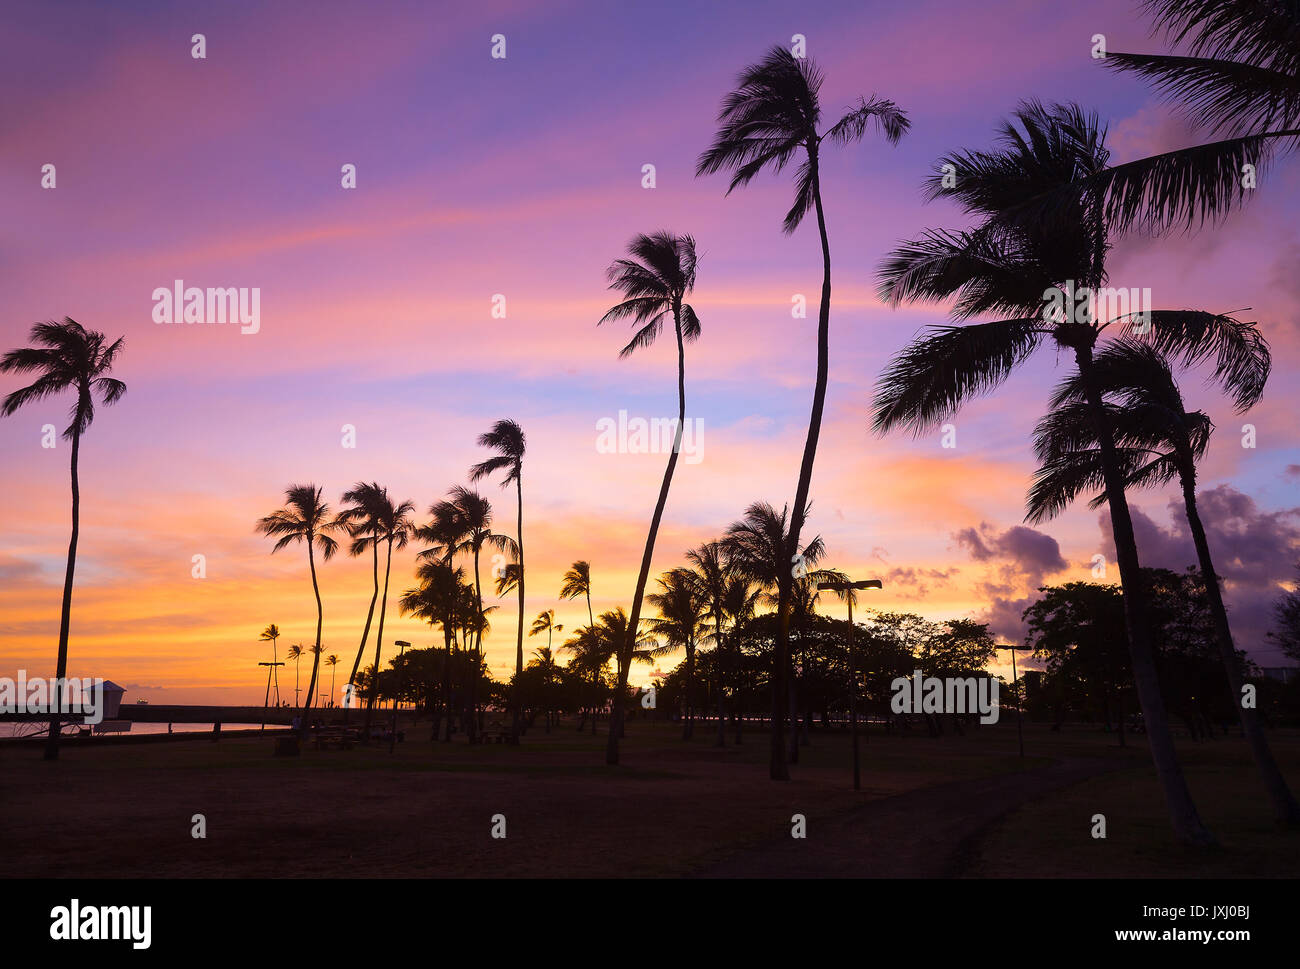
[527, 644, 561, 730]
[698, 47, 908, 780]
[361, 489, 415, 740]
[416, 499, 469, 739]
[873, 102, 1269, 845]
[1027, 340, 1298, 825]
[686, 541, 732, 746]
[325, 654, 339, 707]
[337, 482, 389, 722]
[258, 623, 282, 706]
[256, 484, 340, 738]
[599, 230, 702, 766]
[1, 319, 126, 760]
[647, 568, 709, 740]
[286, 643, 305, 707]
[560, 560, 595, 629]
[561, 623, 614, 734]
[470, 419, 527, 741]
[530, 609, 562, 651]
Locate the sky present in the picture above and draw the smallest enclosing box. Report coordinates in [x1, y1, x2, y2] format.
[1, 0, 1298, 705]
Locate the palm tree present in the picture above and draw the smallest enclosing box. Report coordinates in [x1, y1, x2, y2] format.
[1, 319, 126, 760]
[286, 643, 304, 707]
[872, 102, 1268, 845]
[448, 486, 513, 742]
[697, 47, 909, 780]
[530, 609, 562, 651]
[599, 231, 702, 766]
[469, 419, 527, 742]
[647, 568, 709, 740]
[560, 624, 614, 734]
[527, 645, 562, 731]
[1027, 340, 1298, 825]
[685, 541, 732, 746]
[416, 499, 469, 739]
[595, 607, 665, 736]
[258, 623, 282, 706]
[336, 482, 388, 722]
[256, 484, 340, 739]
[361, 489, 416, 740]
[560, 560, 596, 629]
[325, 654, 339, 708]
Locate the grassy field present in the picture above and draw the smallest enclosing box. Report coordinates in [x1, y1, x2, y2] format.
[2, 716, 1297, 877]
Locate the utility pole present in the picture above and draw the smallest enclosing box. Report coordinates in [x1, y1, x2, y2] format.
[817, 578, 883, 791]
[995, 643, 1029, 758]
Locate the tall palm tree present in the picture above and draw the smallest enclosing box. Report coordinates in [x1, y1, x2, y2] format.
[872, 102, 1268, 845]
[1, 319, 126, 760]
[560, 560, 595, 629]
[361, 489, 415, 740]
[697, 47, 909, 780]
[1027, 340, 1298, 825]
[599, 230, 702, 766]
[336, 482, 388, 722]
[258, 623, 282, 706]
[256, 484, 340, 739]
[646, 568, 708, 740]
[286, 643, 304, 707]
[325, 654, 339, 708]
[469, 419, 527, 741]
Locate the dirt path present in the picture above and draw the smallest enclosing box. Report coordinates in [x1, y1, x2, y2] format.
[690, 756, 1122, 877]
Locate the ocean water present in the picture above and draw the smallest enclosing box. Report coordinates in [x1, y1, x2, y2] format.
[0, 721, 271, 738]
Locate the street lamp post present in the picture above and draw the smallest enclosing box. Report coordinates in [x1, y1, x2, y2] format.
[390, 641, 410, 754]
[995, 643, 1029, 758]
[817, 578, 883, 791]
[258, 661, 284, 732]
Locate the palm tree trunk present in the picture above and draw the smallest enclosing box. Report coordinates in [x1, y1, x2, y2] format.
[772, 164, 832, 782]
[363, 538, 394, 740]
[345, 542, 380, 725]
[301, 543, 324, 742]
[607, 307, 688, 766]
[511, 476, 525, 742]
[45, 424, 81, 761]
[1178, 457, 1300, 824]
[1076, 347, 1214, 845]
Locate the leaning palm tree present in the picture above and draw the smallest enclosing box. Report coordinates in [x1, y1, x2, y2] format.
[647, 568, 709, 740]
[697, 47, 908, 780]
[360, 489, 415, 740]
[1027, 340, 1298, 825]
[258, 623, 282, 706]
[599, 230, 702, 766]
[286, 643, 304, 707]
[256, 484, 340, 739]
[1, 319, 126, 760]
[872, 101, 1269, 845]
[470, 420, 527, 741]
[336, 482, 389, 722]
[560, 560, 596, 629]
